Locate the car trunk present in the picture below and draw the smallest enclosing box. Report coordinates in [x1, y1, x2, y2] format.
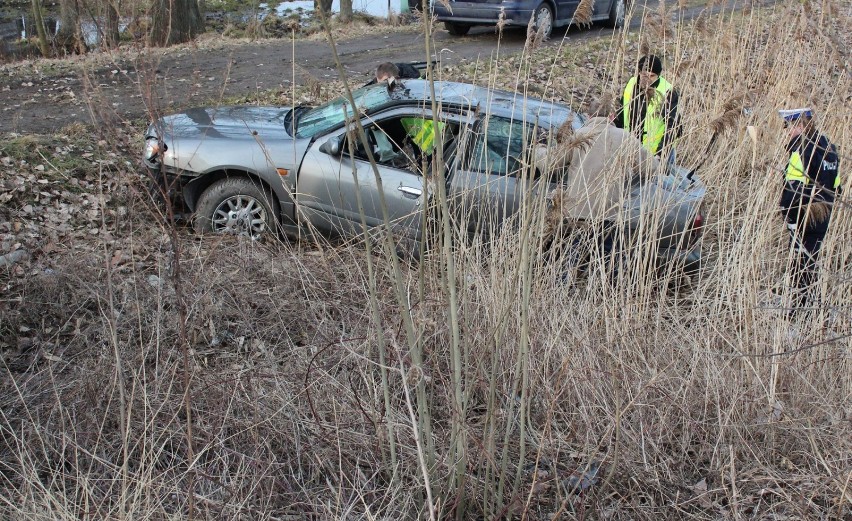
[624, 165, 706, 251]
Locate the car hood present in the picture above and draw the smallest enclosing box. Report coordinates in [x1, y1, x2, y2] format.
[147, 106, 311, 175]
[152, 106, 293, 141]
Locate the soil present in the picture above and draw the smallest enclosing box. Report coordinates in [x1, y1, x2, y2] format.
[0, 0, 748, 135]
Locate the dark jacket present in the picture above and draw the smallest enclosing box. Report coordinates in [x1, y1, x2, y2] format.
[780, 133, 841, 227]
[613, 77, 681, 155]
[364, 63, 423, 86]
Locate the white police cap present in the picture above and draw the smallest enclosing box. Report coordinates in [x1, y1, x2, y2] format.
[778, 108, 813, 122]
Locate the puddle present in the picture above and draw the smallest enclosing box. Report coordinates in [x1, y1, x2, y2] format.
[0, 13, 125, 46]
[273, 0, 400, 18]
[0, 15, 56, 43]
[0, 14, 56, 59]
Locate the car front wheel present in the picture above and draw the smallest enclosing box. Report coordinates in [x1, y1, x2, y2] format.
[193, 177, 279, 239]
[533, 3, 554, 40]
[444, 21, 471, 36]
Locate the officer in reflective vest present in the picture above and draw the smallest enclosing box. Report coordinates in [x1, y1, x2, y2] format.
[401, 117, 444, 157]
[613, 55, 681, 165]
[778, 107, 842, 316]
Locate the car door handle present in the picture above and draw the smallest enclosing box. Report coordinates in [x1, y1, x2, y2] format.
[398, 186, 422, 198]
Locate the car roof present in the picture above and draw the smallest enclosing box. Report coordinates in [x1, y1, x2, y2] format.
[370, 79, 580, 129]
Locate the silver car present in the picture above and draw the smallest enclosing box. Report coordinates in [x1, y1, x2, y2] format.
[143, 79, 704, 271]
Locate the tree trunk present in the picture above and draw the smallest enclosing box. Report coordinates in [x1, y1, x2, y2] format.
[30, 0, 51, 57]
[339, 0, 352, 23]
[314, 0, 333, 19]
[150, 0, 204, 47]
[55, 0, 87, 55]
[103, 0, 121, 50]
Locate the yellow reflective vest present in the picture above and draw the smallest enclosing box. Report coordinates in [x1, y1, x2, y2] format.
[622, 76, 674, 155]
[786, 150, 842, 189]
[785, 151, 808, 184]
[401, 117, 444, 156]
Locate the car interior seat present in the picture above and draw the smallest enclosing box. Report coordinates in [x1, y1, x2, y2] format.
[371, 128, 400, 164]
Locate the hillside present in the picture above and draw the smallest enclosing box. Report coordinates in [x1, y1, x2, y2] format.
[1, 1, 850, 519]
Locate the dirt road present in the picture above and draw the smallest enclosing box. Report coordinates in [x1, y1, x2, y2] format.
[0, 0, 751, 135]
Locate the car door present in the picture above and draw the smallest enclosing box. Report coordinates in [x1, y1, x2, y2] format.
[555, 0, 579, 23]
[593, 0, 613, 19]
[336, 122, 426, 240]
[447, 114, 546, 238]
[296, 112, 426, 242]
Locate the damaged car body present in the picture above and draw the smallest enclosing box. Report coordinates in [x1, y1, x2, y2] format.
[143, 79, 705, 273]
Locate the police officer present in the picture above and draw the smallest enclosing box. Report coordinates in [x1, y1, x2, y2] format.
[401, 117, 443, 156]
[613, 55, 681, 166]
[778, 107, 842, 315]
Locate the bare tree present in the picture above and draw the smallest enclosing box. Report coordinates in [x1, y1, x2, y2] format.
[102, 0, 121, 50]
[55, 0, 87, 55]
[30, 0, 51, 57]
[150, 0, 204, 47]
[340, 0, 353, 23]
[315, 0, 333, 18]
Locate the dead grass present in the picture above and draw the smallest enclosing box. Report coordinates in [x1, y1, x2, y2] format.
[1, 0, 851, 519]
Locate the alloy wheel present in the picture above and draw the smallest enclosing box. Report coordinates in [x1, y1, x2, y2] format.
[211, 195, 269, 239]
[535, 4, 553, 39]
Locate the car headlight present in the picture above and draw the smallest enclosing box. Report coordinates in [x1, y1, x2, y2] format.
[144, 137, 162, 162]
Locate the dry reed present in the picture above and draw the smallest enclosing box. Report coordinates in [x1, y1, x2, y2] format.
[0, 0, 850, 519]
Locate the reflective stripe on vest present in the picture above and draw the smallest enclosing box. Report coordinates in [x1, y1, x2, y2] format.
[785, 151, 808, 184]
[786, 150, 843, 190]
[622, 76, 673, 155]
[401, 118, 444, 155]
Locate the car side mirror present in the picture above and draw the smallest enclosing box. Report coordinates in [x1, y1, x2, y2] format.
[319, 135, 343, 156]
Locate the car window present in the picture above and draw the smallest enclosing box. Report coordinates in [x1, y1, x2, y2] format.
[344, 116, 458, 174]
[296, 85, 392, 139]
[468, 116, 538, 177]
[344, 119, 410, 168]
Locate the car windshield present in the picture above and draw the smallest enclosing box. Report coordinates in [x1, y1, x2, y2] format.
[295, 85, 393, 138]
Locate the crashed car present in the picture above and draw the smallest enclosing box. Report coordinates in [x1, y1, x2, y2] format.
[143, 79, 705, 272]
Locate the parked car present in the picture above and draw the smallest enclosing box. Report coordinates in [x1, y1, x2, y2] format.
[143, 79, 704, 272]
[431, 0, 627, 38]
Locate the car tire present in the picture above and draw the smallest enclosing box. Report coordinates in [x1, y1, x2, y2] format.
[607, 0, 626, 28]
[533, 2, 554, 40]
[193, 177, 279, 239]
[444, 21, 471, 36]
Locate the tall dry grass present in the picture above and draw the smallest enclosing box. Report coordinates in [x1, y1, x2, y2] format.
[1, 0, 850, 519]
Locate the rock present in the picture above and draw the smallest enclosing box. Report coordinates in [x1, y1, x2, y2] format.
[563, 461, 601, 494]
[0, 249, 29, 267]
